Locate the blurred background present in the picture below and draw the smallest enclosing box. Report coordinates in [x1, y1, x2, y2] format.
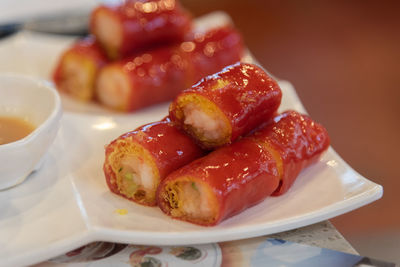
[179, 0, 400, 263]
[1, 0, 399, 264]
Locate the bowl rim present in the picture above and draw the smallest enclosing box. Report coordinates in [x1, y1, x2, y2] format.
[0, 73, 62, 149]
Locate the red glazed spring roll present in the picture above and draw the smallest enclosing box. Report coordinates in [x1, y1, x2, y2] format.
[52, 37, 108, 101]
[103, 117, 205, 206]
[96, 26, 243, 112]
[252, 110, 331, 195]
[169, 62, 282, 149]
[90, 0, 192, 59]
[157, 111, 330, 226]
[157, 134, 280, 226]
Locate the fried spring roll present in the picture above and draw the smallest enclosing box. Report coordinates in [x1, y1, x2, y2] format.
[96, 47, 189, 111]
[90, 0, 192, 59]
[157, 136, 280, 226]
[96, 26, 243, 112]
[103, 117, 205, 206]
[169, 62, 282, 149]
[52, 37, 108, 101]
[157, 111, 330, 226]
[252, 110, 331, 195]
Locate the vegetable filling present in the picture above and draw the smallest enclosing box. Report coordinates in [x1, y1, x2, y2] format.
[163, 180, 216, 223]
[60, 54, 96, 101]
[117, 155, 155, 201]
[173, 93, 232, 148]
[183, 103, 226, 141]
[94, 9, 122, 59]
[97, 67, 131, 111]
[108, 139, 159, 205]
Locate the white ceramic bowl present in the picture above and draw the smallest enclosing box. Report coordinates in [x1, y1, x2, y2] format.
[0, 74, 62, 190]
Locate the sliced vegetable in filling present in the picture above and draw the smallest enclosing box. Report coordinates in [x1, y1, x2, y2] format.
[108, 139, 159, 205]
[172, 93, 232, 149]
[163, 178, 218, 224]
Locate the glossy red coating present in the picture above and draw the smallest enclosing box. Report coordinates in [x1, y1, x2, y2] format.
[103, 117, 205, 203]
[111, 46, 190, 111]
[182, 26, 244, 83]
[170, 62, 282, 144]
[52, 36, 108, 88]
[102, 26, 243, 111]
[157, 138, 280, 226]
[90, 0, 192, 59]
[252, 110, 330, 195]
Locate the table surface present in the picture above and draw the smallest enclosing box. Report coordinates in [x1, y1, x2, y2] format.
[32, 221, 356, 266]
[269, 221, 356, 255]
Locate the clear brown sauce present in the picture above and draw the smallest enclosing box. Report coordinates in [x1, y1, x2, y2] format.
[0, 116, 35, 145]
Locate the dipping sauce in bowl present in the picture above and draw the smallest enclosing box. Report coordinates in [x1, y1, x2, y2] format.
[0, 73, 62, 190]
[0, 116, 35, 145]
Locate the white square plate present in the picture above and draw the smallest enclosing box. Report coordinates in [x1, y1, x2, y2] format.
[0, 12, 382, 267]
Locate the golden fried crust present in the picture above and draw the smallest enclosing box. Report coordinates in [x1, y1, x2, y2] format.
[170, 93, 232, 149]
[105, 136, 160, 206]
[159, 177, 219, 225]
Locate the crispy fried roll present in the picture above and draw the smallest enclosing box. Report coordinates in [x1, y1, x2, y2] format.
[157, 111, 330, 226]
[96, 26, 243, 112]
[96, 46, 189, 111]
[103, 117, 205, 206]
[90, 0, 192, 59]
[252, 110, 331, 195]
[157, 138, 280, 226]
[52, 37, 108, 101]
[169, 62, 282, 149]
